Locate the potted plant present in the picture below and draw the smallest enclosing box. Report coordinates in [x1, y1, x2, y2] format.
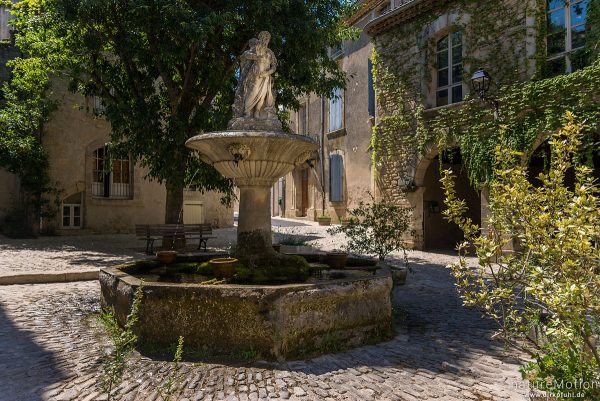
[327, 193, 412, 284]
[325, 249, 348, 269]
[209, 257, 238, 278]
[340, 216, 353, 227]
[317, 214, 332, 226]
[156, 250, 177, 265]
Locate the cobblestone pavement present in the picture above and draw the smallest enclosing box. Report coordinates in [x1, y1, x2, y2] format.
[0, 228, 239, 276]
[0, 252, 529, 401]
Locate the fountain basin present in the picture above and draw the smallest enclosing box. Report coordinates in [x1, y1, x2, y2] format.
[185, 130, 318, 186]
[99, 259, 393, 360]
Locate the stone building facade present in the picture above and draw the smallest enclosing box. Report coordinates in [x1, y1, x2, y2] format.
[278, 2, 377, 223]
[356, 0, 599, 250]
[0, 79, 233, 234]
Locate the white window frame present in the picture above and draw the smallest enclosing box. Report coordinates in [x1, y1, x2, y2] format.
[435, 32, 463, 107]
[329, 88, 343, 132]
[92, 145, 132, 199]
[547, 0, 589, 74]
[62, 204, 82, 229]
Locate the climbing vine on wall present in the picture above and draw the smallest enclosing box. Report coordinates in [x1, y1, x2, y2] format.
[371, 0, 600, 192]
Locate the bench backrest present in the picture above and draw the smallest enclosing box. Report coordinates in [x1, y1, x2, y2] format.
[137, 223, 212, 237]
[135, 224, 150, 236]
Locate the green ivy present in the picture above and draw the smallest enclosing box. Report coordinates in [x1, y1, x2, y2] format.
[371, 0, 600, 188]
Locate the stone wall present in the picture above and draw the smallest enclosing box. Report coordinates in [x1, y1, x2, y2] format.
[41, 80, 232, 233]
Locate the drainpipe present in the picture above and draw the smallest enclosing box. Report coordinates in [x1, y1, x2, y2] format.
[320, 96, 326, 215]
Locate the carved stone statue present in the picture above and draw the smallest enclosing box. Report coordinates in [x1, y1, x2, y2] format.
[229, 31, 282, 131]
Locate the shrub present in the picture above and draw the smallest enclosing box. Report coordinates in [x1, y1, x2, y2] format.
[440, 113, 599, 400]
[328, 193, 412, 262]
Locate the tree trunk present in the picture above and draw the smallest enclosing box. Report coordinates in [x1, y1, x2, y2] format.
[165, 179, 184, 224]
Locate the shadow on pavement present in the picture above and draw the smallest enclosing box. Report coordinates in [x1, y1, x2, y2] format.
[0, 304, 67, 401]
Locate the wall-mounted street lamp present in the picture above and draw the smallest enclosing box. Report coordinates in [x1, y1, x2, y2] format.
[399, 175, 415, 192]
[471, 67, 499, 118]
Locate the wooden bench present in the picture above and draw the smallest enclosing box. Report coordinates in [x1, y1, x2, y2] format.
[135, 224, 215, 254]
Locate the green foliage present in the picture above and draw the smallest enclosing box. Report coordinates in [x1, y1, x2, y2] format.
[233, 255, 310, 284]
[99, 280, 145, 400]
[133, 256, 310, 284]
[10, 0, 357, 222]
[328, 193, 412, 262]
[159, 336, 184, 401]
[440, 114, 599, 400]
[371, 0, 600, 191]
[0, 20, 58, 232]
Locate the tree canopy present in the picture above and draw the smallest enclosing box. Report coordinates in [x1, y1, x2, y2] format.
[7, 0, 357, 222]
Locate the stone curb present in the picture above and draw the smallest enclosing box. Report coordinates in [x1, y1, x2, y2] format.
[0, 270, 99, 285]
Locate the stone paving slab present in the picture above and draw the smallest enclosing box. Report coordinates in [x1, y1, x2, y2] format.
[0, 270, 98, 285]
[0, 254, 530, 401]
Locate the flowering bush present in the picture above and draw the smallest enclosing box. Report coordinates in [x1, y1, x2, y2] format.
[440, 113, 599, 400]
[328, 193, 412, 263]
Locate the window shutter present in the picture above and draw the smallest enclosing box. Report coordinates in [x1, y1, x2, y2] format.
[329, 154, 343, 202]
[368, 59, 375, 117]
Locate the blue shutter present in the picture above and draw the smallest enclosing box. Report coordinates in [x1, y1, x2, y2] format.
[368, 58, 375, 117]
[329, 154, 343, 202]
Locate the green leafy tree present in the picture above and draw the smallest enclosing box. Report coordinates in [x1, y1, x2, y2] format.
[328, 193, 412, 263]
[440, 113, 599, 400]
[10, 0, 356, 223]
[0, 36, 57, 236]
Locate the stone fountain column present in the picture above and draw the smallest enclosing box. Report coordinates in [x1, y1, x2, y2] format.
[236, 183, 274, 257]
[186, 131, 318, 263]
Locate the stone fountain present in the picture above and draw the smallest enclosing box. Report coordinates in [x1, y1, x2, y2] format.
[99, 32, 393, 360]
[185, 31, 318, 263]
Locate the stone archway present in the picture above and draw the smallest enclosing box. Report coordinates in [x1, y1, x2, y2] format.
[420, 148, 481, 250]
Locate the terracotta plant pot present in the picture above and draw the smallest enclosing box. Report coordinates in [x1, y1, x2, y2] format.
[209, 257, 239, 279]
[156, 250, 178, 265]
[317, 216, 332, 226]
[325, 252, 348, 269]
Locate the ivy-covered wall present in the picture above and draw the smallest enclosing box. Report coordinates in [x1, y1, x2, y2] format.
[370, 0, 600, 247]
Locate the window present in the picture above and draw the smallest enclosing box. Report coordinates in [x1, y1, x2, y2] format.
[547, 0, 589, 75]
[62, 204, 82, 228]
[0, 5, 12, 41]
[92, 145, 132, 199]
[329, 88, 343, 132]
[62, 193, 82, 228]
[368, 58, 376, 117]
[435, 32, 463, 107]
[329, 154, 344, 202]
[298, 104, 307, 135]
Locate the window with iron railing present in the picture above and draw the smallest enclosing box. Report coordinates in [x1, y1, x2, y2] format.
[92, 146, 132, 199]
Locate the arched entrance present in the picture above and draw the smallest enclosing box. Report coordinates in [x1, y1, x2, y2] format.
[422, 149, 481, 250]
